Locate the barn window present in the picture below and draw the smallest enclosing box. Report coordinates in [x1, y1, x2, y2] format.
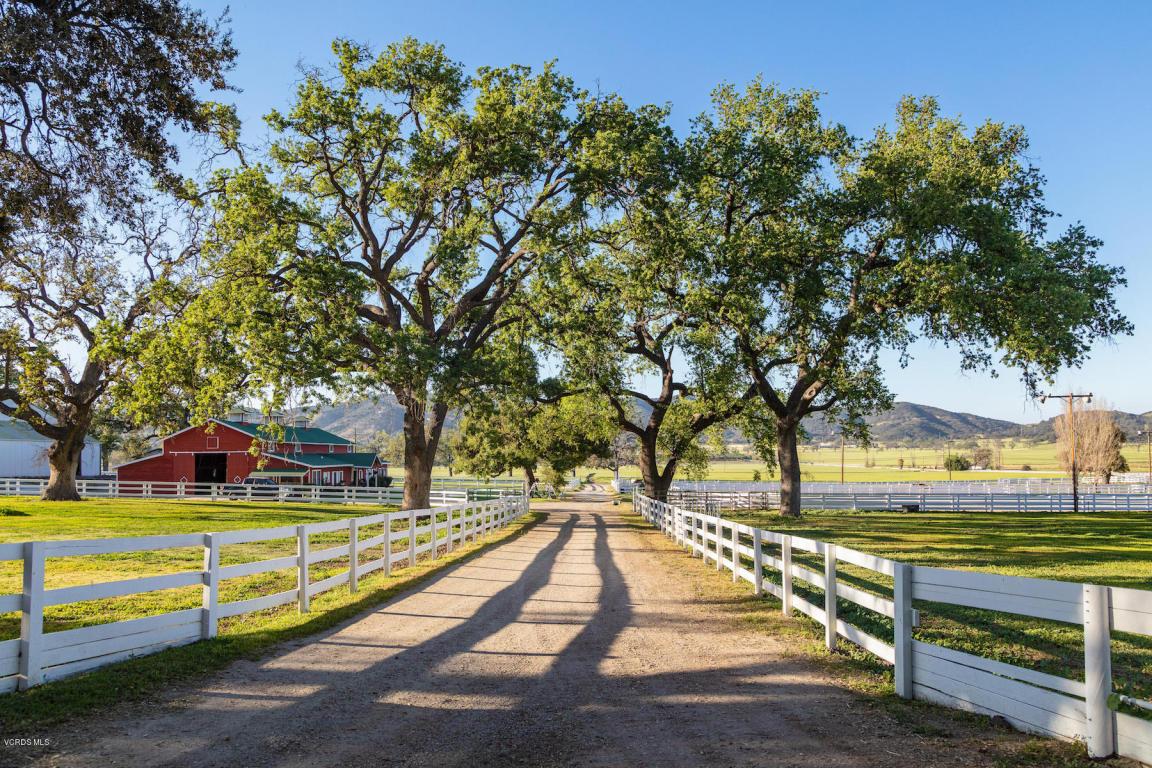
[328, 444, 334, 453]
[207, 436, 219, 450]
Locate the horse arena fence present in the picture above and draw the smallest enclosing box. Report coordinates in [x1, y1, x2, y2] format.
[1, 495, 529, 693]
[636, 494, 1152, 763]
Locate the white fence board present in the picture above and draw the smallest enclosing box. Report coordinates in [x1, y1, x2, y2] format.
[912, 652, 1087, 740]
[218, 555, 297, 580]
[836, 582, 896, 618]
[306, 571, 350, 598]
[0, 594, 21, 614]
[836, 619, 895, 663]
[1111, 586, 1152, 636]
[215, 525, 298, 546]
[44, 571, 204, 606]
[911, 641, 1086, 697]
[44, 533, 204, 557]
[217, 588, 300, 618]
[43, 619, 200, 668]
[41, 631, 201, 683]
[1117, 712, 1152, 765]
[307, 544, 350, 565]
[42, 608, 202, 653]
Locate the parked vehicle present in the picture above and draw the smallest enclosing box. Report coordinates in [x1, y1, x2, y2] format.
[226, 477, 286, 499]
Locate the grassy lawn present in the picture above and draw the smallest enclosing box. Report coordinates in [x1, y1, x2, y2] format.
[714, 506, 1152, 710]
[0, 496, 540, 730]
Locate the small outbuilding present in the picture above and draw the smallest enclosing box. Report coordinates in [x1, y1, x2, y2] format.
[0, 416, 102, 478]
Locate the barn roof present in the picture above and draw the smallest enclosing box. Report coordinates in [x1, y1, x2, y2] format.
[221, 420, 352, 446]
[264, 451, 384, 469]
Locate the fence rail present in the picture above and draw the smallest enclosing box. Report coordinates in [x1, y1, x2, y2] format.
[665, 489, 1152, 514]
[636, 494, 1152, 763]
[0, 478, 524, 505]
[667, 479, 1152, 494]
[1, 495, 530, 693]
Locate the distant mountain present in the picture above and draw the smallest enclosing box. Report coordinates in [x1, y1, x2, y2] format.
[803, 402, 1152, 445]
[803, 402, 1019, 444]
[303, 396, 1151, 447]
[303, 395, 459, 441]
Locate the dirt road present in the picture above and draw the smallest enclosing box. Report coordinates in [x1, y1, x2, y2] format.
[16, 492, 1043, 767]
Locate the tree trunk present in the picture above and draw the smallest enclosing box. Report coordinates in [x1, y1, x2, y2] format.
[44, 429, 86, 502]
[777, 418, 802, 517]
[637, 434, 676, 500]
[524, 465, 537, 491]
[401, 398, 448, 510]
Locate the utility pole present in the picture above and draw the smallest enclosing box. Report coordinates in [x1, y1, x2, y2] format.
[840, 434, 845, 484]
[1137, 427, 1152, 485]
[1041, 392, 1093, 514]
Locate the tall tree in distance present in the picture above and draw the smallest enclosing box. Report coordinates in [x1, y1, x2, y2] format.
[685, 82, 1130, 516]
[196, 39, 664, 508]
[1056, 401, 1129, 486]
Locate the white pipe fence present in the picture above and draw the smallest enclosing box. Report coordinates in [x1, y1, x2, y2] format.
[0, 495, 529, 693]
[636, 494, 1152, 763]
[665, 489, 1152, 514]
[0, 478, 524, 505]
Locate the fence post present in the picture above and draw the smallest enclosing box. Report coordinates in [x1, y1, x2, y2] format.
[824, 543, 838, 651]
[1083, 584, 1116, 758]
[349, 518, 359, 593]
[893, 562, 914, 698]
[781, 535, 793, 615]
[408, 509, 417, 567]
[384, 513, 393, 576]
[731, 523, 739, 583]
[446, 507, 455, 553]
[297, 525, 310, 613]
[18, 541, 46, 690]
[752, 529, 764, 595]
[715, 519, 723, 571]
[202, 533, 220, 639]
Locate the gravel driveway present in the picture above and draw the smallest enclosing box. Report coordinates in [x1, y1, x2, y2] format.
[10, 494, 1062, 767]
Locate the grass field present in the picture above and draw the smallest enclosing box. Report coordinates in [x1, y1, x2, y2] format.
[0, 497, 486, 642]
[711, 506, 1152, 709]
[415, 442, 1142, 484]
[0, 496, 539, 729]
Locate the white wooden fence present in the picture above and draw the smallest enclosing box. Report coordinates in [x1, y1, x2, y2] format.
[0, 478, 524, 506]
[0, 495, 529, 693]
[636, 494, 1152, 763]
[669, 479, 1152, 494]
[665, 489, 1152, 514]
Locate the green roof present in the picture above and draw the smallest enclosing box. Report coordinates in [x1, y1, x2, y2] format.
[264, 451, 383, 469]
[250, 468, 308, 478]
[221, 420, 352, 446]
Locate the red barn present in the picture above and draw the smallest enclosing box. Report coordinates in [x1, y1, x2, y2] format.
[115, 414, 389, 487]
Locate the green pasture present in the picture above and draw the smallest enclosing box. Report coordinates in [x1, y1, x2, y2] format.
[0, 497, 485, 642]
[715, 506, 1152, 708]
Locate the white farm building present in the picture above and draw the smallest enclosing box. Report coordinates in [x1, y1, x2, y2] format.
[0, 417, 102, 478]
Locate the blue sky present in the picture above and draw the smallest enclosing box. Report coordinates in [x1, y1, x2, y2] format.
[197, 0, 1151, 423]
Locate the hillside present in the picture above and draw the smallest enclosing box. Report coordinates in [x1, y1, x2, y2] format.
[802, 403, 1019, 444]
[305, 396, 1150, 447]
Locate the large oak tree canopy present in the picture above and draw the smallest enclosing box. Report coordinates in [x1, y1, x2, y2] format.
[679, 83, 1129, 515]
[0, 0, 235, 500]
[192, 39, 666, 508]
